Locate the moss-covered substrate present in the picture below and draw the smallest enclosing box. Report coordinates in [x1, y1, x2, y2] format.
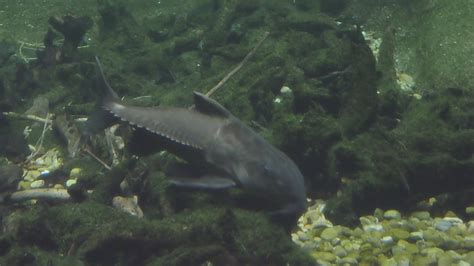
[323, 87, 474, 225]
[0, 201, 314, 265]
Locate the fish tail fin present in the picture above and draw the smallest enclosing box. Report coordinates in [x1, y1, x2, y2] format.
[83, 57, 121, 135]
[94, 56, 121, 105]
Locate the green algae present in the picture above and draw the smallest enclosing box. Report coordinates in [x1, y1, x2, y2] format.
[1, 201, 314, 265]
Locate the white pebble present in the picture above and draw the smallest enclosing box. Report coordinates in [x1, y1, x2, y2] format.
[443, 217, 463, 225]
[381, 236, 394, 245]
[363, 224, 384, 232]
[280, 86, 292, 94]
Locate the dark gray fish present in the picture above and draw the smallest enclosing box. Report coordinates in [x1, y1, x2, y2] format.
[92, 57, 307, 219]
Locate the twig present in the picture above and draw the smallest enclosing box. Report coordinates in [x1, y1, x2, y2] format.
[2, 111, 53, 124]
[205, 31, 270, 97]
[17, 40, 45, 48]
[26, 113, 52, 162]
[104, 125, 120, 166]
[82, 146, 112, 170]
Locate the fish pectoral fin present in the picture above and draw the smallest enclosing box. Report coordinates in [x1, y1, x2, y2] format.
[169, 175, 236, 190]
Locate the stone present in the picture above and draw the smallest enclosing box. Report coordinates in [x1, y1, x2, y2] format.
[421, 247, 444, 259]
[333, 245, 347, 257]
[280, 86, 292, 94]
[407, 231, 424, 242]
[292, 239, 303, 246]
[360, 243, 372, 252]
[312, 236, 322, 244]
[311, 251, 336, 262]
[338, 256, 358, 265]
[466, 206, 474, 217]
[468, 220, 474, 233]
[411, 211, 431, 220]
[297, 231, 309, 241]
[69, 168, 82, 178]
[434, 219, 453, 232]
[321, 227, 340, 241]
[380, 257, 397, 266]
[389, 228, 410, 241]
[444, 211, 457, 218]
[437, 254, 453, 265]
[373, 208, 384, 220]
[423, 229, 443, 244]
[319, 241, 334, 252]
[381, 236, 394, 246]
[464, 236, 474, 250]
[331, 237, 341, 246]
[352, 227, 364, 237]
[17, 181, 31, 190]
[363, 224, 384, 233]
[448, 224, 465, 236]
[30, 179, 45, 188]
[301, 242, 317, 251]
[341, 240, 354, 252]
[438, 236, 460, 250]
[339, 226, 353, 237]
[363, 234, 382, 247]
[112, 195, 144, 218]
[394, 240, 418, 255]
[66, 178, 77, 188]
[384, 210, 401, 220]
[291, 233, 298, 242]
[391, 245, 404, 257]
[412, 255, 437, 265]
[359, 216, 373, 226]
[23, 170, 41, 181]
[443, 216, 463, 225]
[464, 251, 474, 264]
[446, 250, 462, 261]
[393, 255, 410, 266]
[312, 217, 333, 229]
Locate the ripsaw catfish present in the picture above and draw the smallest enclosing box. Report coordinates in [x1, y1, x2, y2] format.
[91, 57, 307, 219]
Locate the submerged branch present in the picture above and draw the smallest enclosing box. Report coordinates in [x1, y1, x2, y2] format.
[9, 188, 71, 202]
[205, 31, 270, 97]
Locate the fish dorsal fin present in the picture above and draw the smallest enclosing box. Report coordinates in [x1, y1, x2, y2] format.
[193, 92, 231, 118]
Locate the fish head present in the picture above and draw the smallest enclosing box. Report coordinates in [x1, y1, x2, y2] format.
[207, 120, 308, 218]
[233, 145, 307, 217]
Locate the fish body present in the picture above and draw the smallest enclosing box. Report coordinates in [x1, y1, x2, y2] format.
[93, 57, 307, 218]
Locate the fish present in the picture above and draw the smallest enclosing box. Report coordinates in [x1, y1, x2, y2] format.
[91, 56, 307, 220]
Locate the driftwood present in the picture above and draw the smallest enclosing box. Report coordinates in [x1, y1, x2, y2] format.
[9, 188, 71, 202]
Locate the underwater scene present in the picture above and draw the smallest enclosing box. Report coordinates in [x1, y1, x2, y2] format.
[0, 0, 473, 265]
